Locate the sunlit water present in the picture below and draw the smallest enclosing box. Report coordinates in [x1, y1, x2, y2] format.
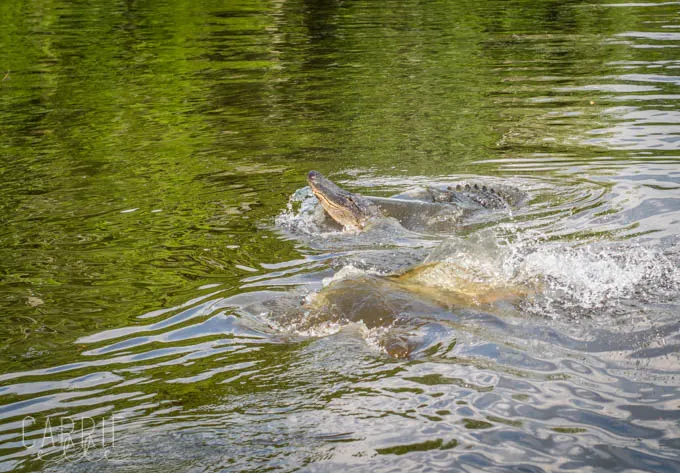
[1, 0, 680, 471]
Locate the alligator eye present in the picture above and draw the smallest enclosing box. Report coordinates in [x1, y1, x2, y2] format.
[482, 185, 487, 191]
[474, 184, 479, 190]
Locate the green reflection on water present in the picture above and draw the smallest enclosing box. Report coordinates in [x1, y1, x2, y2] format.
[0, 0, 653, 355]
[0, 2, 678, 467]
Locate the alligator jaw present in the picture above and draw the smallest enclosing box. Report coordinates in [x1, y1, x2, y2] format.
[307, 171, 377, 230]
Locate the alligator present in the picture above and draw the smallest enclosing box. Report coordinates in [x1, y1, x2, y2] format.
[306, 170, 517, 231]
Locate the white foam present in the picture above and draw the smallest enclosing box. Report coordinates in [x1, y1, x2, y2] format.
[361, 323, 391, 355]
[518, 242, 678, 316]
[321, 265, 384, 287]
[413, 230, 679, 317]
[274, 186, 329, 235]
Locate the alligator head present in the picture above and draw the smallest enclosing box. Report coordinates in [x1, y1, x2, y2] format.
[307, 170, 381, 230]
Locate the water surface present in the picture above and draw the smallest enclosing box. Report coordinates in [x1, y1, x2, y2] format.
[1, 0, 679, 471]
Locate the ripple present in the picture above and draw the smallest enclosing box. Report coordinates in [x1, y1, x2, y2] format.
[2, 0, 680, 471]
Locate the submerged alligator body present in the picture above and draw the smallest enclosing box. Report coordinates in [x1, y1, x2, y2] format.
[307, 170, 517, 230]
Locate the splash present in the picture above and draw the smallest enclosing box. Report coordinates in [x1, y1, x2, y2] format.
[274, 186, 340, 235]
[271, 181, 680, 340]
[517, 240, 680, 317]
[321, 264, 386, 287]
[389, 229, 679, 318]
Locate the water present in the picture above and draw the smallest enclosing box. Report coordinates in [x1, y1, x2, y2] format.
[1, 0, 679, 471]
